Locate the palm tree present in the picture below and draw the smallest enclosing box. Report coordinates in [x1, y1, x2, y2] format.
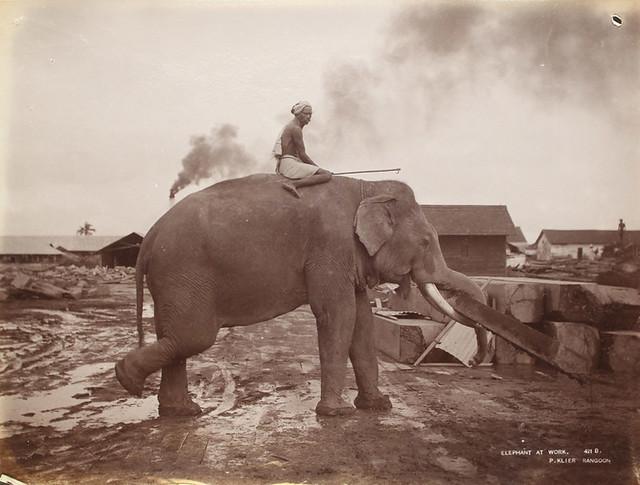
[77, 222, 96, 236]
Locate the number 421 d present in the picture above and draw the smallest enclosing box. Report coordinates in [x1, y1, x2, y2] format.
[584, 448, 601, 454]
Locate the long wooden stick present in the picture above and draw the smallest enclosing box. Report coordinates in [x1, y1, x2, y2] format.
[333, 168, 401, 175]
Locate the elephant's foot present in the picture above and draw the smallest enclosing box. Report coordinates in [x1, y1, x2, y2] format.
[115, 359, 144, 397]
[468, 354, 483, 366]
[315, 398, 356, 417]
[158, 398, 203, 417]
[354, 392, 392, 411]
[282, 183, 301, 198]
[468, 341, 489, 366]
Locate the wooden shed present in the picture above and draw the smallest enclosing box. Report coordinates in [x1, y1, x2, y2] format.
[506, 226, 528, 267]
[421, 205, 517, 276]
[99, 232, 144, 268]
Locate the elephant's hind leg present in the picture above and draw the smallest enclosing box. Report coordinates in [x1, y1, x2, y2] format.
[116, 338, 178, 397]
[154, 286, 221, 416]
[116, 276, 220, 416]
[158, 359, 202, 416]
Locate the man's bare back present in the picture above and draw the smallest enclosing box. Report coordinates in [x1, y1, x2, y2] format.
[274, 101, 332, 197]
[281, 121, 305, 159]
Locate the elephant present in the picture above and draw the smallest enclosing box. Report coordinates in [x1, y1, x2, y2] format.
[115, 174, 489, 417]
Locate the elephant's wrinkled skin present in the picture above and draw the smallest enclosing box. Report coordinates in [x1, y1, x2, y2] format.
[115, 174, 488, 417]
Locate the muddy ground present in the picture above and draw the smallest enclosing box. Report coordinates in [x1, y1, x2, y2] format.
[0, 283, 638, 485]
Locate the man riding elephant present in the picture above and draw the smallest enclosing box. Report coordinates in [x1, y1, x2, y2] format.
[273, 101, 332, 197]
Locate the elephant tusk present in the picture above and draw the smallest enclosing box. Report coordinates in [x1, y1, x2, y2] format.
[421, 283, 478, 328]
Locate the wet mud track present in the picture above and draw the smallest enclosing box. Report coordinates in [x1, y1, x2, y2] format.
[1, 283, 639, 484]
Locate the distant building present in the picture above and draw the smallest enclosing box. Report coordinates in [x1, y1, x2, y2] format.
[533, 229, 640, 261]
[507, 226, 527, 250]
[99, 233, 144, 267]
[0, 233, 143, 267]
[506, 226, 528, 268]
[421, 205, 517, 276]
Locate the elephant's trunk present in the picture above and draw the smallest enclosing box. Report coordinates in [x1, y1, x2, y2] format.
[417, 269, 486, 328]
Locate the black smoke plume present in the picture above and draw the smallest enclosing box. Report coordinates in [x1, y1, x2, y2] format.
[169, 124, 258, 198]
[317, 2, 639, 163]
[383, 2, 639, 111]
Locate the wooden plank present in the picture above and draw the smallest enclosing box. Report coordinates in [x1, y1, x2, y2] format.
[373, 315, 445, 364]
[448, 293, 591, 380]
[373, 315, 401, 361]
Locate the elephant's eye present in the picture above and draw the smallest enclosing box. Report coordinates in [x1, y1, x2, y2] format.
[420, 238, 430, 249]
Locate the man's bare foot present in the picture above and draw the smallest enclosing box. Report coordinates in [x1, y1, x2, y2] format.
[282, 183, 301, 198]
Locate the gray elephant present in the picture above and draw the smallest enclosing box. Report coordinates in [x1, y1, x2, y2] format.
[115, 174, 488, 417]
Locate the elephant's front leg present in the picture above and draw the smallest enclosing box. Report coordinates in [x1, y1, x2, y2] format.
[309, 288, 358, 416]
[350, 289, 392, 411]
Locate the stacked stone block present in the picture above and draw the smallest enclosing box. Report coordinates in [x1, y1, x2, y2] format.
[476, 278, 640, 374]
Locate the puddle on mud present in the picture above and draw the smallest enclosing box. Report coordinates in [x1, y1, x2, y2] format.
[0, 322, 19, 332]
[0, 362, 158, 438]
[27, 309, 87, 325]
[266, 387, 320, 431]
[200, 380, 322, 439]
[434, 454, 478, 477]
[142, 302, 154, 318]
[422, 431, 451, 443]
[97, 395, 158, 425]
[291, 358, 318, 374]
[213, 393, 320, 436]
[379, 394, 426, 430]
[412, 375, 440, 388]
[82, 308, 120, 320]
[0, 363, 111, 435]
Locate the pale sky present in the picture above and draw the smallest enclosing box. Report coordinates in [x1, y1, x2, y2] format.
[1, 0, 638, 242]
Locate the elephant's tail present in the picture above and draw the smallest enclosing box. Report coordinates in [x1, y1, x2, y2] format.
[135, 255, 145, 348]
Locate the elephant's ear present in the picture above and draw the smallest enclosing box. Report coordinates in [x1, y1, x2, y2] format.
[354, 195, 396, 256]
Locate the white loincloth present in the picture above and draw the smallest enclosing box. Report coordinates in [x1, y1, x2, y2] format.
[272, 127, 284, 160]
[276, 155, 320, 179]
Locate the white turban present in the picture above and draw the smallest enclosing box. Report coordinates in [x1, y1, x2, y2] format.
[291, 101, 312, 115]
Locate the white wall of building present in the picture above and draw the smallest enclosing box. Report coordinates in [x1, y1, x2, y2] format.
[536, 234, 604, 260]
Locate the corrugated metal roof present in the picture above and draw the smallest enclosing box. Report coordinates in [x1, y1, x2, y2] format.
[0, 236, 122, 255]
[99, 232, 144, 252]
[421, 205, 515, 236]
[435, 322, 477, 366]
[535, 229, 640, 246]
